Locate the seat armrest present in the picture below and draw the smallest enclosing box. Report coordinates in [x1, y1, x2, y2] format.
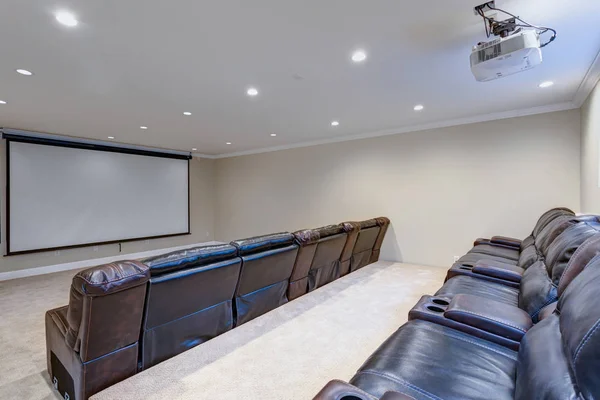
[472, 261, 524, 283]
[473, 237, 490, 246]
[313, 380, 376, 400]
[490, 236, 521, 248]
[445, 294, 533, 341]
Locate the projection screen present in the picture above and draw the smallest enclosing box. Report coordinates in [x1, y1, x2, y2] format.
[7, 138, 190, 254]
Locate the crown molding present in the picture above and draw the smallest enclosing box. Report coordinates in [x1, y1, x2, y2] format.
[209, 101, 577, 159]
[572, 48, 600, 108]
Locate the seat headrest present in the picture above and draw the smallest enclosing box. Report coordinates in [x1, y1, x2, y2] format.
[72, 260, 149, 296]
[558, 254, 600, 398]
[558, 233, 600, 296]
[376, 216, 391, 227]
[314, 224, 345, 238]
[231, 232, 295, 256]
[142, 244, 238, 276]
[293, 229, 321, 246]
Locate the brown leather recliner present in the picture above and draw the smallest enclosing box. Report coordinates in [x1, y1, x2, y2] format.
[350, 217, 390, 272]
[139, 244, 242, 370]
[288, 229, 321, 301]
[45, 261, 150, 400]
[231, 233, 299, 326]
[288, 223, 359, 300]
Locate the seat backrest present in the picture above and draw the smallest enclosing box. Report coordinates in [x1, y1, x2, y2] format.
[350, 219, 381, 272]
[308, 224, 349, 292]
[288, 229, 321, 300]
[516, 242, 600, 400]
[371, 217, 391, 263]
[139, 244, 241, 369]
[518, 224, 600, 321]
[65, 261, 149, 362]
[531, 207, 575, 238]
[231, 233, 298, 325]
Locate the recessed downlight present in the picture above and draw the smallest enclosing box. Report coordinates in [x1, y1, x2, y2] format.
[247, 87, 258, 96]
[270, 133, 277, 137]
[414, 104, 424, 111]
[351, 50, 367, 63]
[0, 100, 6, 104]
[55, 11, 78, 27]
[192, 148, 197, 151]
[539, 81, 554, 88]
[331, 121, 340, 127]
[226, 142, 232, 145]
[140, 126, 148, 130]
[183, 111, 192, 116]
[16, 69, 33, 76]
[107, 136, 115, 139]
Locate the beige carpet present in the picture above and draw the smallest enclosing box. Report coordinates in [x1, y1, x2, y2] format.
[0, 261, 446, 400]
[0, 267, 85, 400]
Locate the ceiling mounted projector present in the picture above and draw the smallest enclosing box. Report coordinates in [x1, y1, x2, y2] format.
[470, 1, 557, 82]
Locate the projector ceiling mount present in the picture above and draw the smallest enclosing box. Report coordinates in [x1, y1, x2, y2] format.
[470, 2, 558, 82]
[473, 1, 557, 46]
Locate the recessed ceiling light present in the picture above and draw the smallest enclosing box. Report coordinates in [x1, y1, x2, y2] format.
[247, 87, 258, 96]
[351, 50, 367, 63]
[183, 111, 192, 116]
[270, 133, 277, 137]
[226, 142, 232, 145]
[192, 148, 197, 151]
[107, 136, 115, 139]
[331, 121, 340, 126]
[16, 69, 33, 76]
[539, 81, 554, 88]
[140, 126, 148, 130]
[0, 100, 6, 104]
[414, 104, 424, 111]
[55, 11, 78, 27]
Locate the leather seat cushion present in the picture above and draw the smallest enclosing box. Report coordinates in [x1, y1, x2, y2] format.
[435, 275, 519, 307]
[468, 244, 520, 261]
[350, 320, 517, 400]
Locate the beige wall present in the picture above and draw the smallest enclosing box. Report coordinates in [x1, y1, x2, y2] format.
[214, 110, 581, 267]
[0, 151, 216, 274]
[581, 79, 600, 213]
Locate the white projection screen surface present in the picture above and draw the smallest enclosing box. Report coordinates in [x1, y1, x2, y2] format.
[8, 141, 189, 254]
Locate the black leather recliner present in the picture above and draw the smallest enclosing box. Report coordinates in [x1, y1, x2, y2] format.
[466, 207, 574, 262]
[231, 233, 299, 325]
[139, 244, 242, 369]
[438, 220, 600, 322]
[314, 234, 600, 399]
[457, 209, 576, 268]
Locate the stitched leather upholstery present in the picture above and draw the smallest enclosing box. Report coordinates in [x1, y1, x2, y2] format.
[232, 233, 299, 325]
[45, 261, 149, 400]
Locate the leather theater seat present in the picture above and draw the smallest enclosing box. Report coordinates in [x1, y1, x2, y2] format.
[349, 217, 390, 272]
[45, 261, 150, 400]
[314, 232, 600, 399]
[139, 244, 242, 369]
[231, 232, 299, 325]
[438, 220, 600, 321]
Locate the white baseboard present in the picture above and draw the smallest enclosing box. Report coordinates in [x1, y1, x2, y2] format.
[0, 241, 222, 282]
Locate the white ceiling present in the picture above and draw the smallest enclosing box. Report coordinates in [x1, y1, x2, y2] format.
[0, 0, 599, 156]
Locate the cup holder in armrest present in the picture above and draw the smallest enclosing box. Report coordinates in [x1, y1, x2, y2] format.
[426, 305, 445, 313]
[408, 295, 520, 351]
